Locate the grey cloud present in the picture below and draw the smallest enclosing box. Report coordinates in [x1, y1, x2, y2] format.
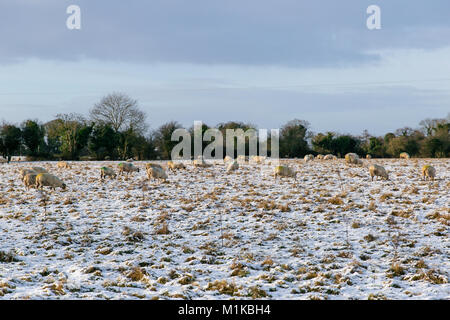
[1, 0, 450, 66]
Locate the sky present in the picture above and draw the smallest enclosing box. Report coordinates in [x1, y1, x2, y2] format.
[0, 0, 449, 135]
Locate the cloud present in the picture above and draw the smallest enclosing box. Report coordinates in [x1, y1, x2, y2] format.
[1, 0, 450, 66]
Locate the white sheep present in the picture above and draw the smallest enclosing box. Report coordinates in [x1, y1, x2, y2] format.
[167, 161, 186, 171]
[323, 154, 337, 160]
[226, 160, 239, 173]
[147, 166, 168, 181]
[19, 168, 37, 180]
[23, 173, 38, 190]
[369, 164, 389, 181]
[304, 154, 314, 162]
[193, 158, 212, 168]
[237, 155, 249, 163]
[35, 173, 66, 190]
[316, 154, 324, 160]
[146, 163, 163, 170]
[57, 161, 71, 169]
[274, 165, 297, 180]
[100, 166, 117, 179]
[224, 156, 233, 163]
[250, 155, 265, 164]
[31, 166, 48, 174]
[345, 153, 361, 165]
[422, 165, 436, 181]
[399, 152, 410, 159]
[118, 162, 140, 176]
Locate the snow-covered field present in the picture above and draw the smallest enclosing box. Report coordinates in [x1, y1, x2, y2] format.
[0, 158, 448, 300]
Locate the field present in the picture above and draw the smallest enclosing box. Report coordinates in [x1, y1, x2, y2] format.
[0, 158, 449, 299]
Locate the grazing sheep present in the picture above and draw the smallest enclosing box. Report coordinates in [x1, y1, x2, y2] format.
[366, 154, 372, 159]
[193, 158, 212, 168]
[147, 166, 168, 181]
[274, 165, 297, 180]
[237, 155, 249, 163]
[224, 156, 233, 163]
[31, 166, 48, 174]
[100, 167, 117, 179]
[57, 161, 70, 169]
[118, 162, 140, 176]
[369, 164, 389, 181]
[251, 155, 265, 164]
[35, 173, 66, 190]
[146, 163, 163, 170]
[226, 160, 239, 173]
[422, 165, 436, 181]
[323, 154, 337, 160]
[345, 153, 361, 165]
[23, 173, 38, 190]
[304, 154, 314, 162]
[167, 161, 186, 171]
[399, 152, 410, 159]
[19, 168, 37, 180]
[316, 154, 324, 160]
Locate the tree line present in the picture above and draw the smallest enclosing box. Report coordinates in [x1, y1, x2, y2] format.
[0, 93, 449, 162]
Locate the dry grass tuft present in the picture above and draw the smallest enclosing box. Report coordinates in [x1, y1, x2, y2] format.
[247, 286, 268, 298]
[126, 267, 147, 282]
[328, 196, 344, 205]
[155, 223, 170, 235]
[206, 280, 240, 296]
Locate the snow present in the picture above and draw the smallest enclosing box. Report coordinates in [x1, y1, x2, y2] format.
[0, 158, 448, 299]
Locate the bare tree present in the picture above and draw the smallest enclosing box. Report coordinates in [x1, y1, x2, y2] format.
[90, 92, 148, 134]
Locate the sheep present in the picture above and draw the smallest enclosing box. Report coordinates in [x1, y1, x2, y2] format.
[0, 158, 7, 164]
[323, 154, 337, 160]
[226, 160, 239, 173]
[57, 161, 71, 169]
[369, 164, 389, 181]
[316, 154, 324, 160]
[35, 173, 66, 190]
[23, 173, 38, 190]
[100, 166, 117, 180]
[19, 168, 37, 180]
[147, 166, 168, 181]
[366, 154, 372, 159]
[274, 165, 297, 180]
[146, 163, 163, 170]
[422, 165, 436, 181]
[304, 154, 314, 162]
[193, 158, 212, 168]
[399, 152, 410, 159]
[31, 166, 48, 174]
[224, 156, 233, 163]
[251, 155, 265, 164]
[118, 162, 140, 176]
[167, 161, 186, 171]
[237, 155, 249, 163]
[345, 153, 361, 165]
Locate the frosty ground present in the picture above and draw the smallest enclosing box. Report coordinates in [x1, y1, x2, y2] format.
[0, 158, 448, 299]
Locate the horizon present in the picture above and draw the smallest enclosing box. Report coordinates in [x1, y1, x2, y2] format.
[1, 1, 450, 135]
